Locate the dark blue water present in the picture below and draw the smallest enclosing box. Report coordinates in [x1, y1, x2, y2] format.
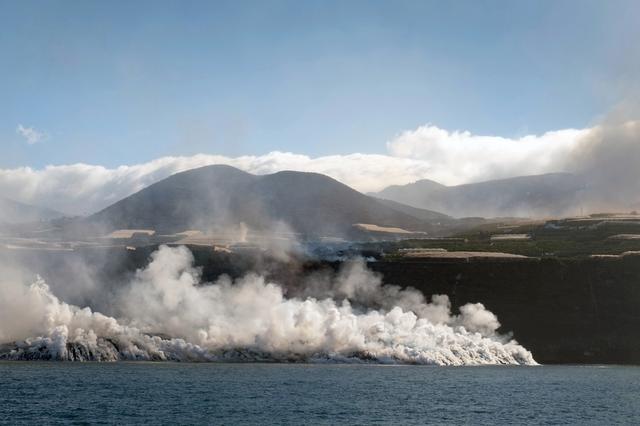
[1, 363, 639, 425]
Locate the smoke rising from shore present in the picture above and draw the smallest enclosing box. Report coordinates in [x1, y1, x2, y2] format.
[0, 246, 535, 365]
[567, 114, 640, 212]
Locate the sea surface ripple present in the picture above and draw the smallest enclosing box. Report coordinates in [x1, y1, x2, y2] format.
[1, 363, 639, 425]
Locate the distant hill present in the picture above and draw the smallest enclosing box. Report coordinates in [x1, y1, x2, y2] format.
[372, 173, 588, 218]
[373, 198, 451, 222]
[0, 197, 64, 224]
[89, 165, 452, 238]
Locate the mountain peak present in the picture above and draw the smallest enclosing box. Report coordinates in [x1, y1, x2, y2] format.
[88, 165, 447, 238]
[372, 173, 587, 218]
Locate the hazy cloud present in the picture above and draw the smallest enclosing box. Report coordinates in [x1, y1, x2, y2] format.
[566, 118, 640, 211]
[0, 124, 615, 216]
[16, 124, 47, 145]
[0, 153, 435, 215]
[387, 125, 591, 185]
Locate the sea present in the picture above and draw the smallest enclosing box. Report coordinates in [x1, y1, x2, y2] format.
[1, 363, 639, 425]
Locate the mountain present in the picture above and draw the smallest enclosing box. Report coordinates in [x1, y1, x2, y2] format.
[373, 198, 451, 222]
[89, 165, 451, 238]
[0, 197, 64, 224]
[372, 173, 588, 218]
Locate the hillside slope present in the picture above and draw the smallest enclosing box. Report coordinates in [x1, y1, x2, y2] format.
[0, 197, 64, 224]
[89, 165, 449, 237]
[373, 173, 587, 218]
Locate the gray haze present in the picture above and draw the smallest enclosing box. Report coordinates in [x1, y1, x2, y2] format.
[375, 116, 640, 218]
[567, 114, 640, 212]
[0, 198, 64, 225]
[372, 173, 587, 218]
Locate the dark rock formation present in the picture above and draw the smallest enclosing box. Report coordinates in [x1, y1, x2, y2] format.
[369, 257, 640, 364]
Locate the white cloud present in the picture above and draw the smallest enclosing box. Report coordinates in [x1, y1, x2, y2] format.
[16, 124, 47, 145]
[0, 124, 597, 215]
[0, 153, 435, 215]
[387, 124, 591, 185]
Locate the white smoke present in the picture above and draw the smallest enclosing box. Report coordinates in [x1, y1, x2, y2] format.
[567, 118, 640, 211]
[0, 246, 536, 365]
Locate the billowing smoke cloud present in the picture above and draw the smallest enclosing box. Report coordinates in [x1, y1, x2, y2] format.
[0, 246, 535, 365]
[567, 117, 640, 211]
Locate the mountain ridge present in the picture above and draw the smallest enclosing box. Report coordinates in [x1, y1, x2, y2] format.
[372, 172, 587, 218]
[89, 165, 451, 238]
[0, 197, 64, 224]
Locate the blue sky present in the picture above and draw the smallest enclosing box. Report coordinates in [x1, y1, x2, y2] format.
[1, 0, 638, 169]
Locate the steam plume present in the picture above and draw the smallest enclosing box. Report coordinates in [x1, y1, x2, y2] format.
[567, 114, 640, 212]
[0, 246, 535, 365]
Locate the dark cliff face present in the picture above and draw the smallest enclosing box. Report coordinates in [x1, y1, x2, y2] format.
[369, 258, 640, 364]
[196, 251, 640, 365]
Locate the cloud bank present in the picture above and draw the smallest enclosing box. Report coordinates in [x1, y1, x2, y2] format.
[388, 125, 591, 185]
[4, 121, 638, 216]
[0, 153, 436, 215]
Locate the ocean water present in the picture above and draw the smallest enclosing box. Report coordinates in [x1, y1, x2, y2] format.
[1, 363, 639, 425]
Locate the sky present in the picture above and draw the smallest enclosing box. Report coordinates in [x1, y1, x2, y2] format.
[1, 0, 639, 214]
[2, 0, 639, 169]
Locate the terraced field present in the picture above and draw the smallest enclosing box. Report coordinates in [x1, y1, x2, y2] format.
[376, 214, 640, 259]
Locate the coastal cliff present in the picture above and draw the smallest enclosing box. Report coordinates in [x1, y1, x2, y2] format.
[369, 257, 640, 364]
[4, 245, 640, 364]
